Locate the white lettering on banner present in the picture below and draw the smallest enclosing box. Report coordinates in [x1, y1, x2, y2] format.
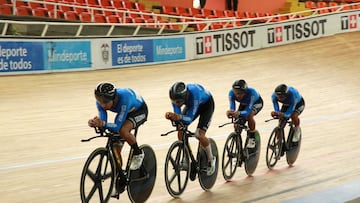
[195, 30, 256, 55]
[117, 43, 143, 54]
[117, 53, 146, 64]
[156, 46, 183, 55]
[341, 14, 360, 30]
[0, 46, 28, 59]
[267, 19, 327, 44]
[0, 46, 32, 71]
[48, 50, 88, 63]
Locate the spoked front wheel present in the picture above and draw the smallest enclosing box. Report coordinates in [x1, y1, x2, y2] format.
[164, 141, 190, 198]
[128, 144, 157, 203]
[266, 128, 282, 169]
[80, 147, 115, 203]
[222, 132, 240, 181]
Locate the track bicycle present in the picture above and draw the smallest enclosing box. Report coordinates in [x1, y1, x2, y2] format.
[161, 121, 219, 198]
[265, 117, 302, 169]
[219, 118, 261, 181]
[80, 127, 157, 203]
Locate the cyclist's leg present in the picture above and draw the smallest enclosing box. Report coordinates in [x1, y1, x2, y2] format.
[246, 97, 263, 148]
[291, 98, 305, 142]
[121, 103, 148, 170]
[196, 96, 216, 175]
[196, 96, 214, 159]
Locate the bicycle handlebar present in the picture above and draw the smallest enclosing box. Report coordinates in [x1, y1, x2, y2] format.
[81, 127, 118, 142]
[219, 117, 246, 128]
[161, 120, 196, 137]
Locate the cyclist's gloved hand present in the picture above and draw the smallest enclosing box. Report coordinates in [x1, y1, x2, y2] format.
[226, 110, 239, 118]
[271, 111, 278, 118]
[88, 116, 105, 127]
[165, 112, 181, 121]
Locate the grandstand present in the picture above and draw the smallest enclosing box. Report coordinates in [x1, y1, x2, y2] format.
[0, 0, 359, 37]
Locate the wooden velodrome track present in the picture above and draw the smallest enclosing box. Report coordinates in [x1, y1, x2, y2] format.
[1, 31, 360, 203]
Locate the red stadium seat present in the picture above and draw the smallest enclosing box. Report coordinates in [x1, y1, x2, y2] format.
[64, 10, 79, 21]
[213, 10, 225, 18]
[99, 0, 114, 8]
[305, 1, 317, 9]
[201, 8, 215, 18]
[0, 4, 13, 15]
[32, 7, 50, 17]
[86, 0, 101, 7]
[132, 17, 146, 23]
[111, 0, 125, 9]
[176, 7, 191, 17]
[16, 6, 32, 16]
[134, 2, 146, 11]
[94, 14, 106, 22]
[49, 10, 65, 19]
[224, 10, 235, 18]
[210, 23, 223, 30]
[79, 12, 92, 22]
[317, 2, 328, 8]
[122, 1, 136, 9]
[58, 5, 74, 12]
[106, 15, 122, 23]
[162, 5, 177, 15]
[328, 2, 339, 12]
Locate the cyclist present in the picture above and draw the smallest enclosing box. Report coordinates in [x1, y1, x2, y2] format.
[226, 79, 263, 153]
[271, 84, 305, 142]
[165, 82, 216, 176]
[88, 82, 148, 171]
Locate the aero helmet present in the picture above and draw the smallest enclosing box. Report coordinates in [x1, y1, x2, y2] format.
[94, 82, 116, 102]
[232, 79, 248, 94]
[274, 84, 288, 97]
[169, 82, 187, 101]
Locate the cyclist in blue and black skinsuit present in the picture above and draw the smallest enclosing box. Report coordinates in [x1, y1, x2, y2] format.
[271, 84, 305, 142]
[88, 82, 148, 172]
[226, 79, 263, 152]
[165, 82, 216, 176]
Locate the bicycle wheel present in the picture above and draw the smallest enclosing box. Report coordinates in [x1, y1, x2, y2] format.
[199, 138, 219, 191]
[222, 132, 240, 181]
[245, 131, 261, 176]
[266, 128, 282, 169]
[164, 140, 190, 198]
[80, 147, 115, 203]
[128, 144, 157, 203]
[286, 127, 302, 166]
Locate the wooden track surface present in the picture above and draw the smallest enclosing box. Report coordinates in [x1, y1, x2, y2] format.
[1, 32, 360, 203]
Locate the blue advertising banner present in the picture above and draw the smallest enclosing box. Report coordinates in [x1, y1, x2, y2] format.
[111, 40, 153, 66]
[153, 38, 185, 62]
[0, 41, 44, 72]
[44, 41, 91, 70]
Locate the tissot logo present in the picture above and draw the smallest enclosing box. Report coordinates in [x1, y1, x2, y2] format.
[196, 36, 212, 54]
[196, 30, 256, 55]
[268, 19, 327, 43]
[341, 14, 359, 30]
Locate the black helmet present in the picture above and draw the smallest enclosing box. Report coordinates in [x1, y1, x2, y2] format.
[169, 82, 187, 101]
[232, 79, 248, 94]
[274, 84, 288, 97]
[94, 82, 116, 102]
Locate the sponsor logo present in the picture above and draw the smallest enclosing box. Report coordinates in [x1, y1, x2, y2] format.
[341, 14, 359, 30]
[101, 43, 109, 63]
[196, 30, 256, 55]
[267, 19, 327, 43]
